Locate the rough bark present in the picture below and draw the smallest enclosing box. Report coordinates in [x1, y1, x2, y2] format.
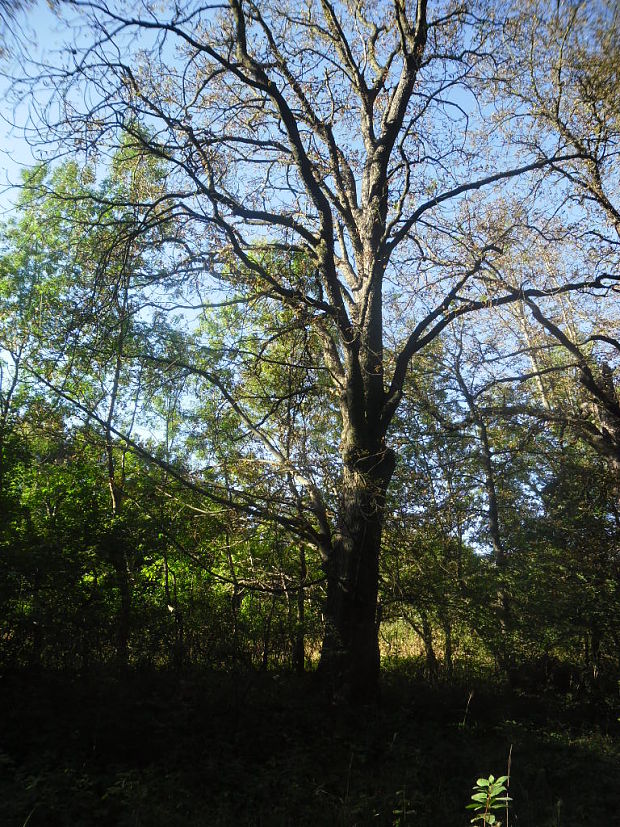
[318, 443, 395, 703]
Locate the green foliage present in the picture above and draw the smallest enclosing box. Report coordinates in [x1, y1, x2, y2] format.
[467, 774, 511, 826]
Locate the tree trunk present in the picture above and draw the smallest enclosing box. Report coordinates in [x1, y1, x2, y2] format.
[420, 612, 439, 682]
[261, 593, 277, 670]
[455, 367, 515, 676]
[443, 620, 453, 678]
[293, 545, 307, 675]
[318, 445, 395, 703]
[113, 549, 132, 671]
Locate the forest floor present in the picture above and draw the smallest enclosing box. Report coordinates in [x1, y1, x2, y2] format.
[1, 663, 619, 826]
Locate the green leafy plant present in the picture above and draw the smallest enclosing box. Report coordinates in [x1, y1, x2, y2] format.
[467, 774, 511, 825]
[392, 787, 415, 825]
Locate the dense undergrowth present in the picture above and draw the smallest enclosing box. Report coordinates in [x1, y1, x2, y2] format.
[1, 662, 618, 826]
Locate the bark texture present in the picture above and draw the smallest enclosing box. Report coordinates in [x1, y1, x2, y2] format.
[319, 444, 395, 702]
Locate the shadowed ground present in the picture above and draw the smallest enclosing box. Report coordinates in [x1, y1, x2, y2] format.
[1, 665, 619, 826]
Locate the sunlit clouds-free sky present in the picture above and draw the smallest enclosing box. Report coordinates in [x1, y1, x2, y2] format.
[1, 1, 70, 210]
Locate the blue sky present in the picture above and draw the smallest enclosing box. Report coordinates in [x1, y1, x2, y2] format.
[0, 0, 67, 211]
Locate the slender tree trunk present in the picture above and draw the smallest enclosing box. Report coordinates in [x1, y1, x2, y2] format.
[0, 350, 20, 502]
[421, 613, 438, 682]
[609, 628, 620, 675]
[293, 545, 306, 675]
[112, 546, 132, 671]
[454, 366, 514, 676]
[261, 593, 277, 670]
[476, 414, 516, 676]
[443, 620, 453, 678]
[30, 575, 43, 671]
[589, 625, 601, 683]
[164, 555, 184, 670]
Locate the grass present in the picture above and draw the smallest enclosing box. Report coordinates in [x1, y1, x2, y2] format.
[0, 662, 618, 825]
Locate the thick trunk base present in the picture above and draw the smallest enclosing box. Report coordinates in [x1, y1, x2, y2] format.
[318, 446, 395, 704]
[318, 594, 381, 705]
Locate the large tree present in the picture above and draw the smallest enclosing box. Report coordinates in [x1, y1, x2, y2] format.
[11, 0, 617, 701]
